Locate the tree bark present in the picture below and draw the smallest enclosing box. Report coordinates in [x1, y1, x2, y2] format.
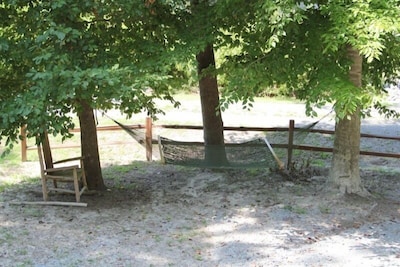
[78, 100, 106, 191]
[329, 46, 369, 196]
[196, 44, 227, 165]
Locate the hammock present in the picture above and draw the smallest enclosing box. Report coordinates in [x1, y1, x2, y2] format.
[158, 136, 284, 169]
[103, 111, 331, 169]
[103, 113, 284, 169]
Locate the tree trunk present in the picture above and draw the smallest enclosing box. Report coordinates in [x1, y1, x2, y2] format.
[196, 44, 227, 165]
[329, 46, 369, 196]
[78, 100, 106, 191]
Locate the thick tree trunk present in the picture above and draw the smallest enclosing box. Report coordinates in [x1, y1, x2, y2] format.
[78, 100, 106, 191]
[329, 46, 369, 196]
[196, 44, 227, 165]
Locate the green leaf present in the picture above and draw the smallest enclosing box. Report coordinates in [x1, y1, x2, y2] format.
[54, 30, 66, 41]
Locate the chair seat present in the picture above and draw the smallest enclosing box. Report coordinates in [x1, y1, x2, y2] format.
[45, 168, 85, 182]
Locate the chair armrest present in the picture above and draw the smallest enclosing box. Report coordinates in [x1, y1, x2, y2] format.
[45, 165, 80, 172]
[53, 156, 85, 165]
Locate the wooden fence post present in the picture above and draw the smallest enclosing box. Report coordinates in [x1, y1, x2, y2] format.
[287, 120, 295, 169]
[145, 117, 152, 161]
[21, 125, 27, 162]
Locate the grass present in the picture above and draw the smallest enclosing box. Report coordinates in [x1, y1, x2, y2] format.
[0, 228, 15, 243]
[0, 180, 14, 193]
[15, 260, 34, 267]
[22, 207, 45, 218]
[103, 164, 135, 177]
[319, 205, 331, 214]
[284, 204, 307, 214]
[152, 234, 163, 243]
[312, 157, 330, 168]
[0, 143, 43, 193]
[102, 164, 141, 189]
[0, 175, 41, 194]
[363, 165, 400, 175]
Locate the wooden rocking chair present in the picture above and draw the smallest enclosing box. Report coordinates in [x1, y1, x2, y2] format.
[37, 132, 88, 202]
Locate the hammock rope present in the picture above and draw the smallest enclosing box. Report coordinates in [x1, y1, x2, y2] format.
[293, 110, 333, 143]
[102, 112, 146, 147]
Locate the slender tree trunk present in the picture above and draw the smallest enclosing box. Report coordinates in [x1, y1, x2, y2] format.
[78, 100, 106, 191]
[196, 44, 227, 165]
[329, 46, 369, 196]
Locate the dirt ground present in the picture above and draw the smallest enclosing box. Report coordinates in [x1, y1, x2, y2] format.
[1, 154, 400, 266]
[1, 96, 400, 266]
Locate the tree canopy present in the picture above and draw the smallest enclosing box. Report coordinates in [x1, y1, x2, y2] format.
[0, 0, 182, 149]
[1, 0, 188, 189]
[217, 0, 400, 117]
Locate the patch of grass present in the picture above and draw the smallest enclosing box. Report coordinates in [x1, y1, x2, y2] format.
[15, 260, 34, 267]
[102, 163, 143, 189]
[0, 176, 41, 193]
[173, 229, 199, 243]
[284, 204, 307, 214]
[153, 234, 162, 242]
[194, 248, 203, 261]
[0, 147, 25, 167]
[245, 168, 265, 176]
[0, 180, 14, 193]
[203, 180, 221, 192]
[365, 166, 400, 175]
[312, 159, 327, 168]
[165, 215, 172, 222]
[370, 191, 386, 198]
[292, 150, 303, 158]
[320, 152, 331, 160]
[319, 205, 331, 214]
[23, 207, 45, 218]
[0, 228, 15, 243]
[16, 249, 28, 256]
[104, 164, 133, 175]
[292, 184, 305, 196]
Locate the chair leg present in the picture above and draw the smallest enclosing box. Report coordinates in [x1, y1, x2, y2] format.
[73, 169, 80, 202]
[41, 177, 49, 201]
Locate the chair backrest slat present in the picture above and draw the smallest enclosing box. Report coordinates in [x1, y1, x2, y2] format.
[41, 132, 54, 169]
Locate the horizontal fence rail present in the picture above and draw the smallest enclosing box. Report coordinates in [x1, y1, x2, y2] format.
[21, 119, 400, 168]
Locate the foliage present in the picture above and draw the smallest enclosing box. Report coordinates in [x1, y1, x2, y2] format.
[1, 0, 400, 154]
[217, 0, 400, 119]
[0, 0, 184, 153]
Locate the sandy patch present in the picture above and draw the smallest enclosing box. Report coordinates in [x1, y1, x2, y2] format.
[1, 162, 399, 266]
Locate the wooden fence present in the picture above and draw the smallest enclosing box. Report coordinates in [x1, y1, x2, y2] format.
[21, 118, 400, 168]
